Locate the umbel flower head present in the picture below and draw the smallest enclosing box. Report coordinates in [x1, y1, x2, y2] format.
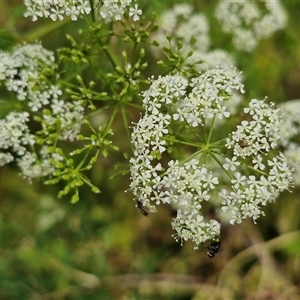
[0, 43, 85, 180]
[151, 3, 210, 56]
[215, 0, 287, 52]
[151, 2, 242, 89]
[23, 0, 142, 22]
[129, 67, 293, 249]
[23, 0, 92, 21]
[277, 99, 300, 185]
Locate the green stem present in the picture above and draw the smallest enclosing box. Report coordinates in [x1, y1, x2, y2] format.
[163, 136, 200, 148]
[76, 149, 91, 170]
[120, 105, 132, 151]
[206, 114, 217, 144]
[80, 174, 97, 189]
[103, 106, 118, 136]
[125, 102, 143, 110]
[203, 117, 207, 141]
[209, 151, 233, 181]
[89, 0, 96, 23]
[210, 137, 228, 146]
[85, 105, 111, 120]
[99, 40, 120, 70]
[247, 165, 269, 177]
[23, 18, 71, 42]
[179, 150, 203, 165]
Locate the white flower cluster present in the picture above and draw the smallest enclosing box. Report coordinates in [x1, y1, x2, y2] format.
[278, 99, 300, 185]
[0, 112, 34, 167]
[130, 68, 245, 247]
[277, 99, 300, 147]
[225, 99, 282, 159]
[219, 110, 292, 224]
[187, 49, 237, 72]
[0, 43, 85, 180]
[152, 4, 238, 71]
[171, 207, 221, 248]
[171, 67, 244, 128]
[130, 70, 293, 247]
[17, 146, 62, 181]
[23, 0, 91, 21]
[223, 99, 293, 224]
[152, 3, 210, 55]
[284, 143, 300, 185]
[0, 111, 62, 180]
[0, 43, 57, 110]
[23, 0, 142, 22]
[0, 43, 84, 141]
[215, 0, 287, 52]
[220, 152, 292, 225]
[98, 0, 142, 23]
[43, 99, 84, 142]
[151, 4, 244, 117]
[220, 99, 293, 224]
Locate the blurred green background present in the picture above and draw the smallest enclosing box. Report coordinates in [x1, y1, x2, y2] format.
[0, 1, 300, 299]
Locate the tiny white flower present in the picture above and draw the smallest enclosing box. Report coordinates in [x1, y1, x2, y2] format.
[129, 4, 142, 21]
[223, 156, 240, 171]
[252, 155, 265, 170]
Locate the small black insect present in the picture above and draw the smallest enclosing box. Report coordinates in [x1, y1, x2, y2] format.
[206, 238, 221, 258]
[136, 199, 149, 217]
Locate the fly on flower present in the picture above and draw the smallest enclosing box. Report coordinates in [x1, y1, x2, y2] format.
[136, 199, 149, 217]
[206, 237, 221, 258]
[238, 138, 250, 148]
